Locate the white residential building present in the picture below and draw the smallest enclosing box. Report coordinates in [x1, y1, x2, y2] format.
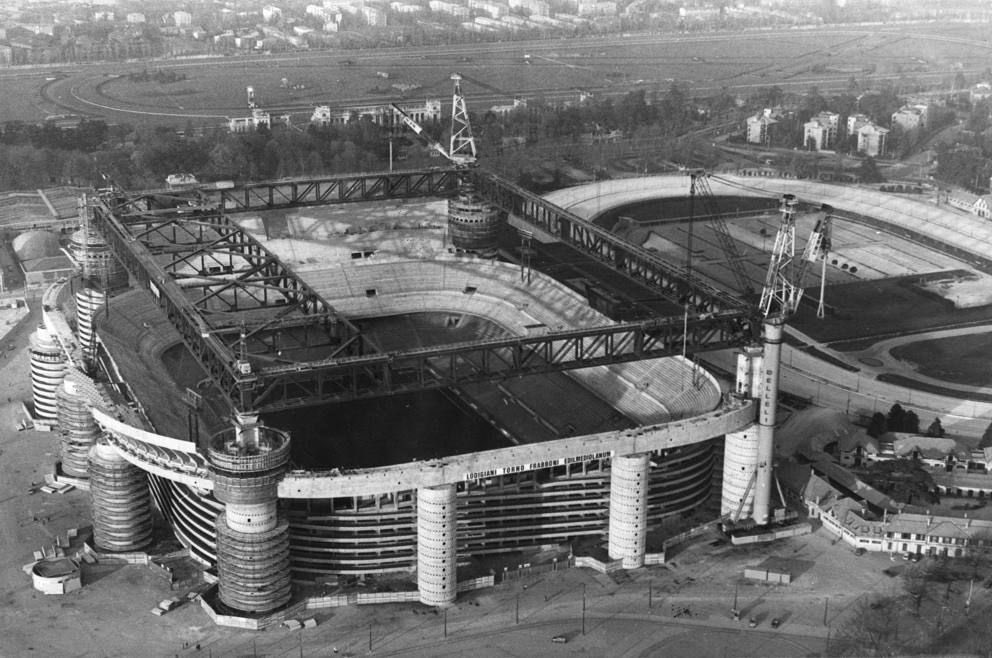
[846, 112, 871, 135]
[803, 112, 839, 151]
[577, 1, 617, 15]
[262, 5, 282, 21]
[173, 10, 192, 27]
[126, 12, 145, 23]
[746, 108, 779, 145]
[508, 0, 550, 16]
[430, 1, 470, 19]
[469, 0, 510, 18]
[361, 6, 387, 25]
[891, 104, 929, 132]
[857, 123, 888, 157]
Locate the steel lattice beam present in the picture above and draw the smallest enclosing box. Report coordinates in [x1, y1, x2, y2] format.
[214, 169, 460, 212]
[468, 169, 748, 316]
[247, 312, 749, 412]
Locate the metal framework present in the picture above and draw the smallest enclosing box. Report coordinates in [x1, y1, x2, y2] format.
[469, 169, 747, 315]
[689, 170, 755, 299]
[106, 169, 460, 215]
[230, 312, 748, 412]
[91, 168, 755, 413]
[89, 197, 374, 412]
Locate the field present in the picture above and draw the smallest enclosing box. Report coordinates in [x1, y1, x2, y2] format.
[792, 274, 992, 346]
[890, 331, 992, 387]
[3, 22, 991, 129]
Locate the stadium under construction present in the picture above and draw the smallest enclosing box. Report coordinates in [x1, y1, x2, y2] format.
[23, 162, 779, 621]
[33, 161, 985, 624]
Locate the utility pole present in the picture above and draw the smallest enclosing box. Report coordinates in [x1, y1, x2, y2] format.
[581, 583, 586, 635]
[516, 593, 520, 624]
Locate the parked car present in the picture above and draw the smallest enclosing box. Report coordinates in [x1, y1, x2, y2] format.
[748, 617, 758, 628]
[771, 618, 781, 629]
[551, 635, 568, 644]
[854, 547, 866, 556]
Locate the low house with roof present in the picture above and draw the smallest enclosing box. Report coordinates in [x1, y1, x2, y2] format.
[798, 459, 992, 558]
[946, 187, 992, 219]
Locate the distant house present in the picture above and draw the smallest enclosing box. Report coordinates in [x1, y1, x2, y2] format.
[803, 112, 839, 151]
[947, 187, 992, 219]
[800, 466, 992, 558]
[970, 82, 992, 105]
[891, 104, 929, 133]
[857, 123, 888, 157]
[746, 108, 779, 146]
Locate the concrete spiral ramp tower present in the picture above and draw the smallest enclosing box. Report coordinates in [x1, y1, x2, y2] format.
[56, 370, 104, 478]
[29, 325, 66, 421]
[74, 286, 106, 369]
[68, 196, 129, 293]
[447, 179, 503, 257]
[208, 416, 292, 613]
[89, 439, 154, 552]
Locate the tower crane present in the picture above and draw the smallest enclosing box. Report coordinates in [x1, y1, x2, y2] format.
[391, 73, 477, 168]
[746, 194, 833, 527]
[392, 73, 502, 256]
[758, 196, 833, 320]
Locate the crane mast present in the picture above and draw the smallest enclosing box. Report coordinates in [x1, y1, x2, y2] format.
[758, 194, 799, 320]
[448, 73, 478, 166]
[391, 73, 502, 256]
[746, 194, 833, 527]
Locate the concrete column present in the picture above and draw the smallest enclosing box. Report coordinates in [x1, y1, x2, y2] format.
[56, 372, 103, 478]
[417, 484, 457, 606]
[753, 319, 784, 526]
[721, 425, 759, 518]
[209, 421, 292, 613]
[75, 287, 106, 371]
[608, 453, 650, 569]
[89, 439, 153, 552]
[29, 325, 66, 421]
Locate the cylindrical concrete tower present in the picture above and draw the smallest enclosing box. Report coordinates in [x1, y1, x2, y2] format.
[721, 345, 763, 520]
[75, 286, 106, 369]
[89, 439, 154, 552]
[417, 484, 457, 606]
[68, 199, 129, 292]
[56, 371, 103, 478]
[608, 453, 650, 569]
[448, 178, 502, 257]
[752, 319, 784, 526]
[29, 325, 66, 421]
[720, 425, 759, 518]
[208, 417, 292, 613]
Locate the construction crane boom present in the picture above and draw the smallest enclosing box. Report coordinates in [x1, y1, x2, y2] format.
[392, 73, 477, 167]
[390, 103, 449, 160]
[689, 170, 755, 300]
